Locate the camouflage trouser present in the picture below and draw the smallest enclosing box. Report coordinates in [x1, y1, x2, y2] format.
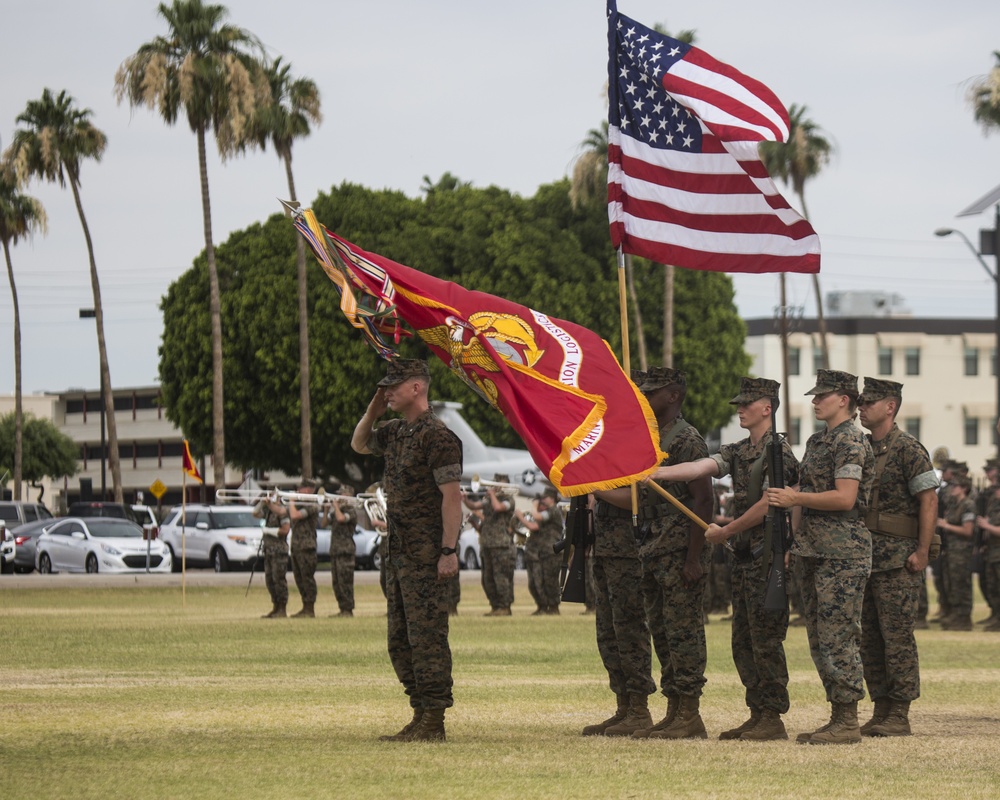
[945, 540, 974, 617]
[731, 561, 790, 713]
[787, 555, 804, 615]
[330, 553, 355, 612]
[584, 554, 596, 610]
[704, 544, 732, 612]
[385, 553, 453, 709]
[446, 572, 461, 613]
[861, 566, 921, 702]
[795, 555, 870, 704]
[291, 548, 318, 605]
[481, 546, 515, 610]
[931, 550, 950, 616]
[641, 550, 710, 698]
[526, 555, 561, 610]
[917, 569, 929, 621]
[263, 549, 289, 607]
[986, 560, 1000, 614]
[593, 555, 656, 698]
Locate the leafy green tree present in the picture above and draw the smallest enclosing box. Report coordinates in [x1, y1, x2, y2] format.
[3, 89, 123, 502]
[248, 56, 322, 480]
[0, 413, 78, 503]
[968, 51, 1000, 133]
[116, 0, 269, 490]
[0, 167, 47, 500]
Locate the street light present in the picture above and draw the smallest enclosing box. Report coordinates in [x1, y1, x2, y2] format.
[79, 308, 106, 499]
[935, 225, 1000, 457]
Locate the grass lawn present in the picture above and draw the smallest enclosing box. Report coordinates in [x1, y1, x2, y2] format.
[2, 571, 999, 800]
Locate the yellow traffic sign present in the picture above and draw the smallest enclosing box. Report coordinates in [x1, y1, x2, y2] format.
[149, 479, 167, 500]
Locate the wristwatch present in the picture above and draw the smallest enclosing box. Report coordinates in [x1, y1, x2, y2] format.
[440, 546, 457, 556]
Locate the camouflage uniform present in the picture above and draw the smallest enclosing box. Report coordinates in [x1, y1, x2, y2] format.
[478, 492, 516, 612]
[641, 415, 711, 699]
[592, 504, 656, 699]
[370, 408, 463, 711]
[258, 506, 290, 609]
[982, 490, 1000, 627]
[525, 501, 564, 612]
[328, 501, 358, 614]
[944, 487, 976, 621]
[861, 393, 939, 705]
[290, 504, 320, 607]
[793, 415, 875, 705]
[712, 427, 799, 715]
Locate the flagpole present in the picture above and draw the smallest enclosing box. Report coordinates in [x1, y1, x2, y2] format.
[181, 467, 187, 607]
[617, 248, 640, 524]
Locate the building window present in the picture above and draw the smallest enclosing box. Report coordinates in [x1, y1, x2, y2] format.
[814, 420, 826, 436]
[965, 417, 979, 446]
[904, 417, 921, 440]
[813, 347, 826, 372]
[790, 417, 801, 446]
[878, 346, 892, 375]
[904, 347, 920, 376]
[789, 347, 801, 376]
[965, 347, 979, 377]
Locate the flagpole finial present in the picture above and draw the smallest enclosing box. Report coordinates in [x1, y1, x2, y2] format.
[278, 198, 301, 217]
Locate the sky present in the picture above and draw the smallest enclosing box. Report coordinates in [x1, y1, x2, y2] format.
[2, 0, 1000, 396]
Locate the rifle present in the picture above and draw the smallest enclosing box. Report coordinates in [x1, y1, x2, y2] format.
[245, 537, 264, 598]
[556, 495, 592, 603]
[763, 401, 791, 612]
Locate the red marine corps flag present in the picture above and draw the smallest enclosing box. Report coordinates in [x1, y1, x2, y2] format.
[288, 205, 666, 497]
[181, 439, 203, 484]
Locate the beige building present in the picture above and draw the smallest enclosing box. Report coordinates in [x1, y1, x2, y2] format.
[721, 314, 998, 480]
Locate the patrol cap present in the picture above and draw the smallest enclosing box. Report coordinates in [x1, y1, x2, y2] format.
[804, 369, 859, 397]
[729, 376, 780, 405]
[541, 486, 559, 500]
[860, 377, 903, 403]
[630, 369, 647, 386]
[952, 461, 970, 476]
[377, 358, 430, 387]
[984, 458, 1000, 473]
[639, 366, 687, 393]
[953, 474, 973, 491]
[493, 473, 510, 484]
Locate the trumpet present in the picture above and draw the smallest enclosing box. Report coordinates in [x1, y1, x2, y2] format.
[216, 486, 361, 507]
[462, 474, 520, 497]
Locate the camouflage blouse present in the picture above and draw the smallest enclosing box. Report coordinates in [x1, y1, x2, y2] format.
[791, 419, 875, 560]
[478, 495, 516, 550]
[712, 429, 800, 555]
[641, 417, 710, 560]
[328, 504, 358, 558]
[370, 410, 463, 566]
[866, 424, 939, 572]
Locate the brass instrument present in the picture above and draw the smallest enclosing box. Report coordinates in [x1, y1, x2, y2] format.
[216, 486, 362, 507]
[362, 487, 387, 534]
[461, 473, 520, 497]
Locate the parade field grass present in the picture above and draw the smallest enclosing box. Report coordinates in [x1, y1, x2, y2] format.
[2, 571, 999, 800]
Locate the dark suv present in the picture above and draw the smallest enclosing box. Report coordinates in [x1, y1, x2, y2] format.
[66, 502, 141, 524]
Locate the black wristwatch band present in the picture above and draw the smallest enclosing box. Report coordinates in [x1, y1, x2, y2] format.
[440, 546, 457, 556]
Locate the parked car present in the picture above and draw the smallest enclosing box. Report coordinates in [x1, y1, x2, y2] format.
[10, 518, 55, 573]
[35, 517, 172, 574]
[316, 525, 383, 570]
[1, 524, 14, 574]
[0, 500, 54, 530]
[131, 504, 159, 540]
[458, 525, 480, 570]
[67, 501, 141, 524]
[158, 504, 262, 572]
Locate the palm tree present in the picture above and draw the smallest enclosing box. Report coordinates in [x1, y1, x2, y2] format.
[760, 104, 834, 367]
[4, 89, 124, 502]
[115, 0, 268, 491]
[248, 56, 322, 480]
[0, 167, 47, 501]
[968, 51, 1000, 133]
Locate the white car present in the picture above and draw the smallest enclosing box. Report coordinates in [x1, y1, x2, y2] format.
[35, 517, 172, 574]
[316, 525, 383, 570]
[1, 523, 15, 574]
[158, 504, 262, 572]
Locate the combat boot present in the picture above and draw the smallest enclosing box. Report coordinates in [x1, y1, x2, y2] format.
[860, 698, 891, 736]
[292, 602, 315, 618]
[941, 615, 972, 631]
[379, 708, 424, 741]
[739, 709, 787, 741]
[649, 694, 707, 740]
[632, 694, 678, 739]
[718, 707, 761, 740]
[408, 708, 446, 742]
[797, 705, 837, 744]
[268, 604, 286, 618]
[808, 702, 861, 745]
[261, 604, 279, 619]
[604, 693, 654, 737]
[582, 695, 627, 736]
[868, 701, 911, 737]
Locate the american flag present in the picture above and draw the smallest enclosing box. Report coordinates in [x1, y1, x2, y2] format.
[607, 1, 820, 274]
